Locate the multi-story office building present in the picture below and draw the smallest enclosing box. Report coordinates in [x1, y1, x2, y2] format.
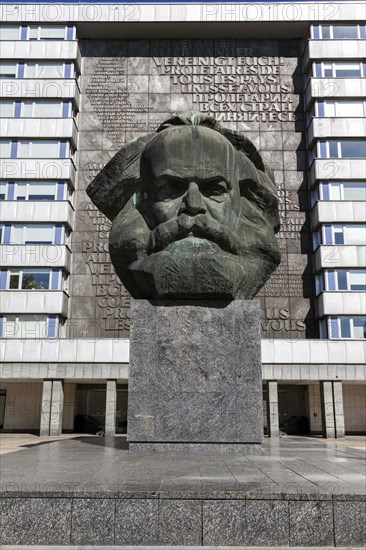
[0, 1, 365, 438]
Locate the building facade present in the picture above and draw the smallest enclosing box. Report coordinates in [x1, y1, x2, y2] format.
[0, 1, 365, 438]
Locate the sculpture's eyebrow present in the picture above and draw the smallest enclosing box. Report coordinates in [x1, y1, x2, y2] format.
[155, 169, 230, 186]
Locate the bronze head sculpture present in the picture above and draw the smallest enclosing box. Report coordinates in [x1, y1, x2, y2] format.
[87, 112, 281, 299]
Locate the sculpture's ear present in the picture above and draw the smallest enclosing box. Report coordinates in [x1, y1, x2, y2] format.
[237, 153, 280, 233]
[86, 133, 154, 221]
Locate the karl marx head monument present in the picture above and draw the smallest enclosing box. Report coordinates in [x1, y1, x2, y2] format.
[87, 113, 281, 299]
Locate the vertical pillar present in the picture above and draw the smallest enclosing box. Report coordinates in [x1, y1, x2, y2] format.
[40, 380, 52, 436]
[49, 380, 64, 436]
[333, 381, 345, 438]
[268, 381, 279, 437]
[320, 381, 345, 438]
[321, 381, 335, 438]
[105, 380, 117, 436]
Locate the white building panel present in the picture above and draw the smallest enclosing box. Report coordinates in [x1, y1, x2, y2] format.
[0, 79, 80, 107]
[0, 245, 71, 271]
[0, 159, 76, 184]
[0, 118, 78, 147]
[309, 159, 366, 184]
[312, 201, 366, 227]
[0, 201, 74, 228]
[305, 78, 366, 108]
[0, 291, 69, 316]
[317, 292, 366, 316]
[0, 40, 79, 63]
[314, 245, 366, 271]
[307, 118, 366, 145]
[303, 40, 366, 70]
[1, 2, 365, 24]
[0, 338, 364, 370]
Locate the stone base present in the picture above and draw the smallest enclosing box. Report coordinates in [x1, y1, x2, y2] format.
[129, 442, 261, 452]
[128, 299, 263, 448]
[1, 437, 365, 547]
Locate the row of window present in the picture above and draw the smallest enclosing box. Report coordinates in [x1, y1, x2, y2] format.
[0, 62, 75, 79]
[312, 61, 366, 79]
[312, 100, 366, 118]
[0, 100, 73, 119]
[310, 139, 366, 162]
[321, 317, 366, 340]
[0, 315, 62, 339]
[0, 25, 75, 41]
[311, 24, 366, 40]
[0, 224, 66, 245]
[0, 268, 65, 291]
[315, 181, 366, 202]
[315, 224, 366, 247]
[0, 181, 69, 201]
[0, 140, 72, 159]
[316, 270, 366, 294]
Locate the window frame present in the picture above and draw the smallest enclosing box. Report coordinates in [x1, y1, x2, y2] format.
[327, 316, 366, 339]
[9, 224, 64, 245]
[5, 268, 59, 291]
[313, 61, 365, 78]
[312, 24, 366, 40]
[318, 181, 366, 201]
[26, 25, 67, 41]
[0, 315, 61, 339]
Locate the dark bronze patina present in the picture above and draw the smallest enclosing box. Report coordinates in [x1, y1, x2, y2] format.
[87, 112, 281, 299]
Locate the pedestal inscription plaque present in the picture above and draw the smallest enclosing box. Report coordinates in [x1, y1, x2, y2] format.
[128, 299, 262, 451]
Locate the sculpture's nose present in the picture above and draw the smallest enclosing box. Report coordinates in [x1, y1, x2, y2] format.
[181, 181, 206, 216]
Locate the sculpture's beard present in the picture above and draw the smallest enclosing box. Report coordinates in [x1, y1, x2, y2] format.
[148, 213, 242, 256]
[109, 198, 281, 300]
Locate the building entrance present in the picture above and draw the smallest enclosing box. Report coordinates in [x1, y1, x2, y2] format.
[74, 384, 128, 434]
[278, 385, 310, 435]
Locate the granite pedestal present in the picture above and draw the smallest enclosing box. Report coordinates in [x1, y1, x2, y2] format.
[128, 299, 262, 451]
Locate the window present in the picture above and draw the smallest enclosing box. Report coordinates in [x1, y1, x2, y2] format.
[315, 140, 366, 159]
[322, 224, 366, 245]
[9, 224, 64, 245]
[0, 181, 67, 201]
[16, 140, 69, 158]
[318, 182, 366, 201]
[26, 25, 67, 41]
[313, 62, 365, 78]
[0, 100, 15, 117]
[0, 315, 61, 339]
[0, 140, 12, 157]
[327, 317, 366, 339]
[21, 100, 69, 118]
[312, 24, 366, 40]
[0, 25, 20, 40]
[0, 63, 17, 78]
[316, 100, 366, 118]
[24, 62, 66, 79]
[321, 270, 366, 292]
[4, 268, 61, 290]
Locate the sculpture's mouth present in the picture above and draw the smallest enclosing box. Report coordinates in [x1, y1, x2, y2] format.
[147, 213, 242, 256]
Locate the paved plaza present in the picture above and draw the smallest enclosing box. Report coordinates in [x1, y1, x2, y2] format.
[1, 435, 365, 497]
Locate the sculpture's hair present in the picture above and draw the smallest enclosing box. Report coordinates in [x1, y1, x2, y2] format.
[157, 112, 266, 172]
[86, 111, 280, 232]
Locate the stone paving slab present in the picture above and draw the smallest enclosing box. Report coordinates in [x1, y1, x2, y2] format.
[1, 436, 364, 498]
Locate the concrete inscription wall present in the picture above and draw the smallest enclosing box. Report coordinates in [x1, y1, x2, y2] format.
[69, 39, 315, 340]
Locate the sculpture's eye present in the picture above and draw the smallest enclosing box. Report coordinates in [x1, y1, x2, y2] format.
[201, 181, 228, 202]
[156, 179, 186, 201]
